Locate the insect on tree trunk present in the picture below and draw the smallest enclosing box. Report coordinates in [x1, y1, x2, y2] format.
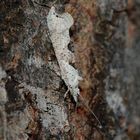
[0, 0, 140, 140]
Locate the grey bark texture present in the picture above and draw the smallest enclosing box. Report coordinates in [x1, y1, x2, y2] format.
[0, 0, 140, 140]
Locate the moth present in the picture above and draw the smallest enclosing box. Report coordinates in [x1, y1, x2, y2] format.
[47, 6, 102, 128]
[47, 6, 82, 102]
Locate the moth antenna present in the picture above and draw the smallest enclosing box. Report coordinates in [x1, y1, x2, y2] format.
[34, 1, 59, 10]
[79, 94, 102, 129]
[34, 1, 51, 8]
[52, 0, 58, 6]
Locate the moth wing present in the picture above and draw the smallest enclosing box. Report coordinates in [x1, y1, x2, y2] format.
[54, 13, 73, 33]
[47, 6, 74, 34]
[62, 13, 74, 29]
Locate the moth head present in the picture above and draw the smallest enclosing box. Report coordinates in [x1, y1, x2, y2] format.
[49, 6, 56, 15]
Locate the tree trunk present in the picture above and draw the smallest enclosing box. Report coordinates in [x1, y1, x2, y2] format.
[0, 0, 140, 140]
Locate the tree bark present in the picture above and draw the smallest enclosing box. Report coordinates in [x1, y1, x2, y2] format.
[0, 0, 140, 140]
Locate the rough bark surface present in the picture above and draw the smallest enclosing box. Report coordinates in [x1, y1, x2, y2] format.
[0, 0, 140, 140]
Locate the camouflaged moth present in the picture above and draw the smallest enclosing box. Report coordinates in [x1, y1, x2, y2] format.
[47, 6, 82, 102]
